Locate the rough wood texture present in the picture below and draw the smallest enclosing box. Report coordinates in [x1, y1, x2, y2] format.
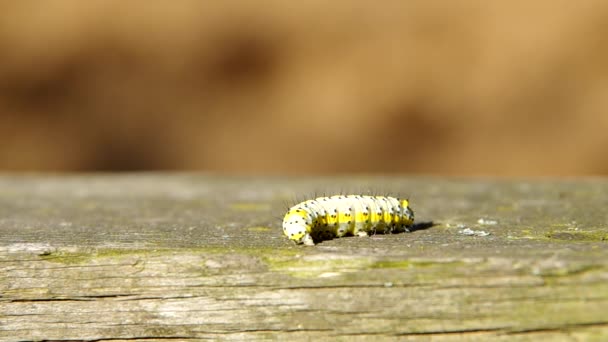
[1, 174, 607, 341]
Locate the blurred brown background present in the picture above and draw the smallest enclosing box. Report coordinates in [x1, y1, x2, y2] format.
[1, 1, 607, 176]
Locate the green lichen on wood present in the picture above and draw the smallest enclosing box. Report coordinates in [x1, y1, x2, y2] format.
[264, 255, 371, 278]
[246, 226, 273, 232]
[545, 230, 608, 242]
[370, 259, 464, 269]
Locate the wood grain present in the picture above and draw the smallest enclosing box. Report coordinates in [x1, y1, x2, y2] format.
[1, 175, 607, 341]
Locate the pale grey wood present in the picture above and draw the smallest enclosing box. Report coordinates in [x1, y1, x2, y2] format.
[1, 175, 607, 341]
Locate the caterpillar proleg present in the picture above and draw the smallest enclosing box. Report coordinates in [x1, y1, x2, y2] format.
[283, 195, 414, 245]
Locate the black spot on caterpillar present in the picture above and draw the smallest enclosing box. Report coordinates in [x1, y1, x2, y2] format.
[283, 195, 414, 245]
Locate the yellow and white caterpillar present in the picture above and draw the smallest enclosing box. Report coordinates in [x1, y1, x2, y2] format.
[283, 195, 414, 245]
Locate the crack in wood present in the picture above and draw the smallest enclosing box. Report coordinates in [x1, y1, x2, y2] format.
[395, 327, 506, 336]
[20, 328, 338, 342]
[505, 321, 608, 335]
[25, 337, 200, 342]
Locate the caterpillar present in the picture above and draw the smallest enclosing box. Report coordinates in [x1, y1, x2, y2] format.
[283, 195, 414, 245]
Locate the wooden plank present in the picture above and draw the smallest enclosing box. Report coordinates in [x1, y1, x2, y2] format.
[1, 174, 607, 341]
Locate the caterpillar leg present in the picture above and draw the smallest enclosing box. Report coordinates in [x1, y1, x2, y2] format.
[302, 233, 315, 246]
[376, 223, 391, 234]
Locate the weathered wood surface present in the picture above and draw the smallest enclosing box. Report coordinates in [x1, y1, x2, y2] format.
[1, 174, 607, 341]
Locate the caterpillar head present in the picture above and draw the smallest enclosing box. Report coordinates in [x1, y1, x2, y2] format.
[283, 210, 314, 246]
[400, 199, 415, 226]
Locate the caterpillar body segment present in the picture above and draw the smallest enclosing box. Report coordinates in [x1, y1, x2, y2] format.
[282, 195, 414, 245]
